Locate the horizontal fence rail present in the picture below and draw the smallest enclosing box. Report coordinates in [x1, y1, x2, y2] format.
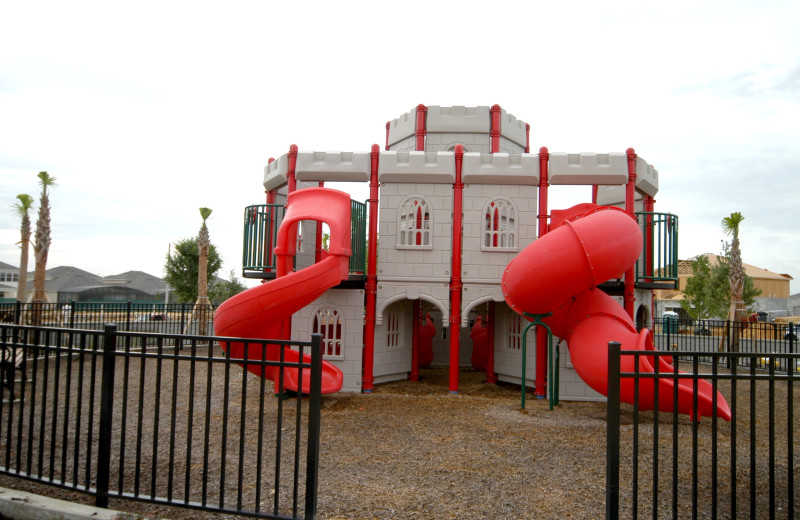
[653, 317, 798, 373]
[607, 342, 798, 519]
[0, 324, 323, 520]
[0, 301, 217, 338]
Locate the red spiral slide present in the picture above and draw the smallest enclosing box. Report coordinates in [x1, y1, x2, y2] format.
[214, 188, 349, 394]
[502, 204, 731, 421]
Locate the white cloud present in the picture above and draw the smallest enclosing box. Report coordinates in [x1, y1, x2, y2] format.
[1, 0, 799, 296]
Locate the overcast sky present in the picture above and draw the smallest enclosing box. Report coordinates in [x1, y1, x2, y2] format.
[1, 1, 798, 295]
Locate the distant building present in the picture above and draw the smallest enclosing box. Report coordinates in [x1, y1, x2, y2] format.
[0, 261, 20, 301]
[655, 253, 794, 318]
[0, 265, 168, 304]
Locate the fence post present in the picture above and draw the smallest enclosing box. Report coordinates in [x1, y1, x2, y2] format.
[304, 334, 323, 520]
[70, 300, 76, 329]
[125, 301, 132, 331]
[180, 303, 186, 335]
[95, 323, 117, 508]
[14, 300, 21, 325]
[606, 341, 621, 520]
[725, 320, 731, 369]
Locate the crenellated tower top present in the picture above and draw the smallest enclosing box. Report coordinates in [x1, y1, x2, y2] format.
[385, 105, 529, 154]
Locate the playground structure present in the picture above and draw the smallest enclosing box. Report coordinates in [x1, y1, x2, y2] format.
[214, 104, 730, 419]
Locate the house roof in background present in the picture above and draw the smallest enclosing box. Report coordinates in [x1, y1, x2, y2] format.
[18, 266, 167, 296]
[678, 254, 794, 281]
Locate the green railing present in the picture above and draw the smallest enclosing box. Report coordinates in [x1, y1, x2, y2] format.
[349, 199, 366, 275]
[242, 199, 367, 279]
[242, 203, 286, 277]
[635, 211, 679, 288]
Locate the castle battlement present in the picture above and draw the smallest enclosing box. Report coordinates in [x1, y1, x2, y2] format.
[386, 105, 529, 153]
[635, 157, 659, 196]
[548, 152, 630, 185]
[498, 108, 527, 148]
[386, 107, 417, 148]
[426, 106, 490, 133]
[295, 151, 371, 183]
[377, 151, 455, 183]
[461, 152, 539, 185]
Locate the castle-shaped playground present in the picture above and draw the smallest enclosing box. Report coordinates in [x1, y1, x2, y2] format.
[214, 104, 729, 418]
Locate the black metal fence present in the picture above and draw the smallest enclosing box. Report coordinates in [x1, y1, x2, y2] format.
[0, 323, 323, 520]
[653, 317, 798, 373]
[606, 342, 798, 519]
[0, 301, 216, 337]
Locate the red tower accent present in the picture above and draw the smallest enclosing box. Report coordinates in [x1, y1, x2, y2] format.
[362, 144, 380, 392]
[415, 104, 427, 151]
[490, 104, 501, 153]
[287, 144, 298, 194]
[449, 144, 465, 393]
[624, 148, 637, 319]
[525, 123, 531, 154]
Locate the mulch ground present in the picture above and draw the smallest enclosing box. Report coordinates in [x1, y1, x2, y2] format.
[0, 364, 796, 519]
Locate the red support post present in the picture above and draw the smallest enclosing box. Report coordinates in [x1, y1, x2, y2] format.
[624, 148, 637, 319]
[592, 185, 599, 204]
[315, 181, 325, 263]
[449, 144, 465, 393]
[415, 104, 427, 151]
[490, 104, 501, 153]
[535, 147, 550, 398]
[486, 301, 497, 383]
[362, 144, 380, 392]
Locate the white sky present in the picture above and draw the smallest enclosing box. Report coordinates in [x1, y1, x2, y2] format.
[1, 1, 799, 294]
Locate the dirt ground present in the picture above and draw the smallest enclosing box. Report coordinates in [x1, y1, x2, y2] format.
[0, 365, 796, 519]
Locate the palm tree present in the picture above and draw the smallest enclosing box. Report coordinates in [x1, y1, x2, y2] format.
[197, 207, 212, 335]
[720, 212, 746, 353]
[12, 194, 35, 304]
[32, 172, 56, 325]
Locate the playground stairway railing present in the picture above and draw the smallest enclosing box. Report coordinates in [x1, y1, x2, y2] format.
[635, 211, 679, 289]
[242, 200, 367, 280]
[606, 342, 798, 519]
[0, 323, 324, 520]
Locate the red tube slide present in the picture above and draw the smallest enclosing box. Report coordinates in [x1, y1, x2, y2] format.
[502, 204, 731, 421]
[214, 188, 349, 394]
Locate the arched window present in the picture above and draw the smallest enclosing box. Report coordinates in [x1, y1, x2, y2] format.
[506, 312, 522, 351]
[386, 309, 402, 348]
[397, 196, 432, 249]
[482, 198, 517, 251]
[312, 306, 344, 359]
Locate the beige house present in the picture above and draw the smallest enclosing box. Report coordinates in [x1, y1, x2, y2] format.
[655, 253, 794, 318]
